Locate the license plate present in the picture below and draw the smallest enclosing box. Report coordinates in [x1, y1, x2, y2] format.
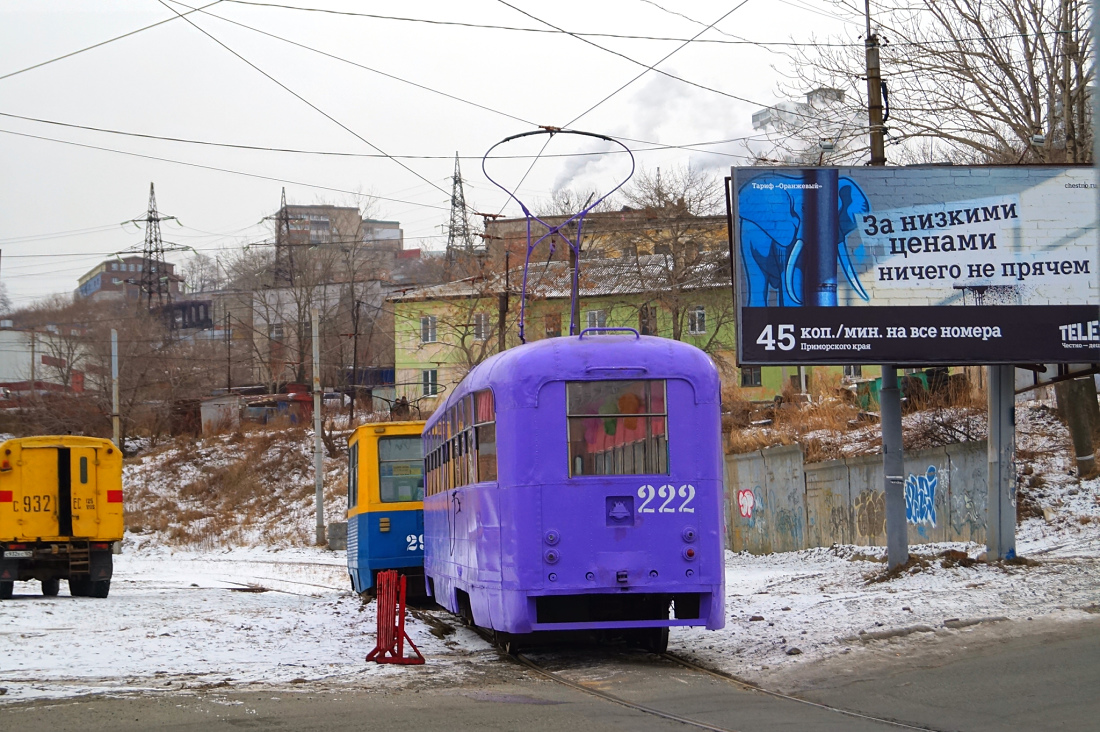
[3, 550, 31, 558]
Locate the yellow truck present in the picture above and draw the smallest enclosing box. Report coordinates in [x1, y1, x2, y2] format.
[0, 436, 124, 599]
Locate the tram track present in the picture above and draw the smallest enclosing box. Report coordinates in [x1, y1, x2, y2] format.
[660, 652, 938, 731]
[436, 617, 945, 732]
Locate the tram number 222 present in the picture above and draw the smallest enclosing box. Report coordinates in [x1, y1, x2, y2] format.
[406, 534, 424, 552]
[637, 484, 696, 514]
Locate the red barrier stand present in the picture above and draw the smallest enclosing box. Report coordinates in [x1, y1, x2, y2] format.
[366, 570, 425, 665]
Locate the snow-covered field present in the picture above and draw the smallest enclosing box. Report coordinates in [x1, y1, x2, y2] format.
[3, 526, 1098, 703]
[2, 401, 1099, 704]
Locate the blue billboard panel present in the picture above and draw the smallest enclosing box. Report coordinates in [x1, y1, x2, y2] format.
[728, 166, 1100, 365]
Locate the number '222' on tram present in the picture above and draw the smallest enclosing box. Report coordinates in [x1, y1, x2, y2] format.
[422, 334, 725, 650]
[346, 420, 426, 595]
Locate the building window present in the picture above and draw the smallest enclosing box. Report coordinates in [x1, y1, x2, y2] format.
[843, 365, 862, 379]
[420, 315, 437, 344]
[473, 313, 490, 341]
[110, 263, 117, 271]
[111, 278, 121, 285]
[655, 243, 671, 255]
[586, 310, 606, 330]
[741, 366, 762, 387]
[688, 306, 706, 335]
[422, 369, 439, 396]
[639, 305, 657, 336]
[545, 313, 562, 339]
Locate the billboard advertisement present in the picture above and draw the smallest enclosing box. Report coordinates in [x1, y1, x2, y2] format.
[728, 166, 1099, 365]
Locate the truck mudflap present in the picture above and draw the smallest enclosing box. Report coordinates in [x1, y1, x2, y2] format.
[89, 550, 113, 581]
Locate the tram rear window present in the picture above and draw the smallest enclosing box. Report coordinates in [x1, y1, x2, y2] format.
[378, 436, 424, 503]
[566, 380, 668, 477]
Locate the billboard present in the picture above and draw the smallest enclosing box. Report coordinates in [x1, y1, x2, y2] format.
[728, 166, 1100, 365]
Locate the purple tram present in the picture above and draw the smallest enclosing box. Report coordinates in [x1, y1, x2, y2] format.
[422, 330, 725, 651]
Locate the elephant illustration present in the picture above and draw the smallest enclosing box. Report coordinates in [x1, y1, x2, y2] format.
[738, 172, 871, 307]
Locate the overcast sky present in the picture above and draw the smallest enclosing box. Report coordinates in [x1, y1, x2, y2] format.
[0, 0, 859, 308]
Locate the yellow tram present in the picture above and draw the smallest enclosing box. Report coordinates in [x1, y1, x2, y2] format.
[347, 421, 426, 594]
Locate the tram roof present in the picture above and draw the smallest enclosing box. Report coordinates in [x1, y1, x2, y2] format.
[426, 334, 719, 423]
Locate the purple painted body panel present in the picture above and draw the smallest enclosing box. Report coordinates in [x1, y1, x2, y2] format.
[424, 334, 726, 634]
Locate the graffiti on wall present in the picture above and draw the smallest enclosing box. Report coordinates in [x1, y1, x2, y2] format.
[738, 489, 756, 518]
[854, 489, 886, 537]
[905, 465, 938, 526]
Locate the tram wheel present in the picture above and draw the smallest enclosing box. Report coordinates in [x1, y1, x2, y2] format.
[41, 578, 60, 597]
[639, 627, 669, 654]
[0, 581, 12, 600]
[493, 631, 519, 655]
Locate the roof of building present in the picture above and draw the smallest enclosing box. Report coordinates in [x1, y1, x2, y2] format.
[387, 253, 731, 303]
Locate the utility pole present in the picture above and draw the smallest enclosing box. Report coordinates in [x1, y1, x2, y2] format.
[225, 310, 232, 392]
[1062, 0, 1078, 163]
[111, 329, 120, 448]
[864, 1, 887, 166]
[312, 308, 325, 546]
[349, 298, 361, 423]
[865, 2, 904, 569]
[28, 330, 35, 396]
[498, 250, 509, 352]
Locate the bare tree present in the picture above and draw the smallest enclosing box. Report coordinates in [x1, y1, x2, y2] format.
[761, 0, 1093, 165]
[180, 252, 222, 294]
[613, 166, 734, 360]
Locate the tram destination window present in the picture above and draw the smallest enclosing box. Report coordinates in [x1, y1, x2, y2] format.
[378, 436, 424, 502]
[566, 380, 668, 477]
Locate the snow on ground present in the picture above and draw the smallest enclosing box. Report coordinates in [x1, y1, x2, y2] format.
[2, 402, 1099, 703]
[0, 547, 492, 703]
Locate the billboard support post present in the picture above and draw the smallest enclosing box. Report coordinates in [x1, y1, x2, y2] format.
[987, 365, 1017, 560]
[880, 366, 908, 569]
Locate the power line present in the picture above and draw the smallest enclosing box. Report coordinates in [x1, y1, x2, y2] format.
[0, 110, 767, 161]
[224, 0, 868, 48]
[160, 0, 462, 209]
[0, 128, 450, 211]
[0, 1, 227, 82]
[562, 0, 755, 126]
[490, 1, 830, 127]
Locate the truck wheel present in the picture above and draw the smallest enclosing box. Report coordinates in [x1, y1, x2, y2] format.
[0, 581, 12, 600]
[41, 578, 60, 597]
[69, 578, 89, 597]
[90, 579, 111, 599]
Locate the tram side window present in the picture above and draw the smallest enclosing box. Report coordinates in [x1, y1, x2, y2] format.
[473, 389, 497, 482]
[566, 380, 668, 477]
[378, 436, 424, 502]
[348, 441, 359, 507]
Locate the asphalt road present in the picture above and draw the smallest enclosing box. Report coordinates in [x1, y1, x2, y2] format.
[5, 615, 1098, 732]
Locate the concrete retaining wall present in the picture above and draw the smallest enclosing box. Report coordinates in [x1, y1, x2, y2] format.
[727, 441, 987, 553]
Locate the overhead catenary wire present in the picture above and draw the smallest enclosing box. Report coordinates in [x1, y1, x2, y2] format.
[158, 0, 466, 211]
[222, 0, 1047, 49]
[0, 111, 770, 161]
[0, 0, 226, 82]
[562, 0, 755, 127]
[0, 128, 451, 212]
